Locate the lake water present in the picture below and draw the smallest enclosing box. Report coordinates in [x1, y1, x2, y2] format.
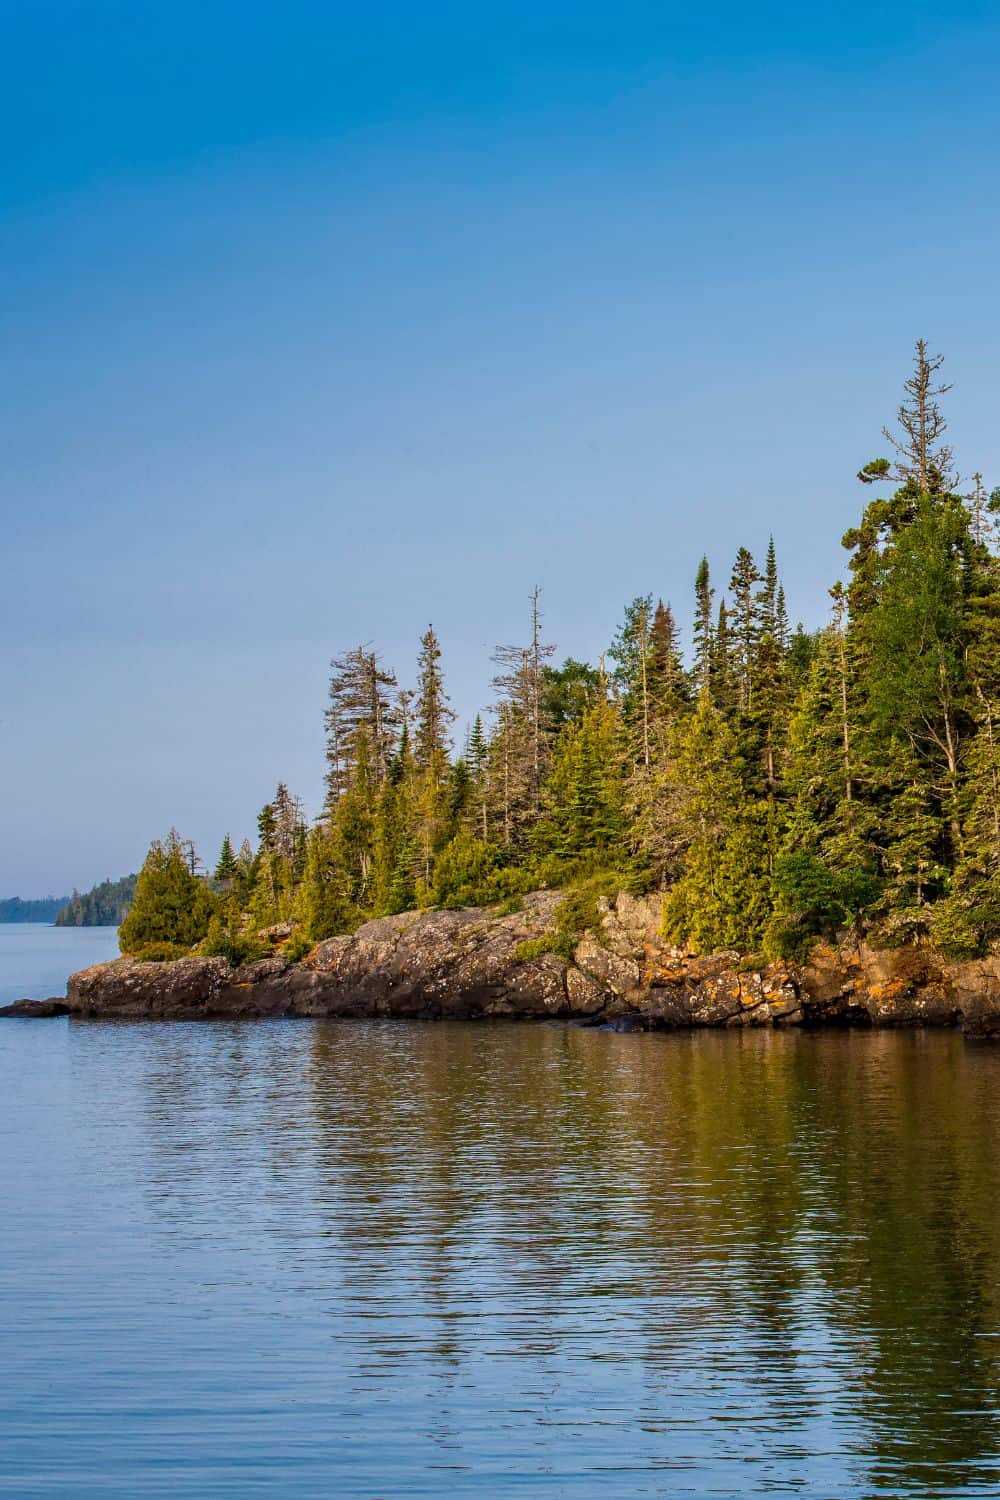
[0, 922, 121, 1005]
[3, 933, 1000, 1495]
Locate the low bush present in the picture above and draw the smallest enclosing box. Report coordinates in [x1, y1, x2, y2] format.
[514, 869, 626, 964]
[131, 941, 190, 963]
[282, 932, 314, 963]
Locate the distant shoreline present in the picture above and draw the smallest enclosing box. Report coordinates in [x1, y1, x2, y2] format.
[0, 897, 69, 925]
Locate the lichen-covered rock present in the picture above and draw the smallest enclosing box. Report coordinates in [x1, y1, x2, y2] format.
[69, 955, 233, 1019]
[58, 890, 1000, 1034]
[574, 932, 641, 993]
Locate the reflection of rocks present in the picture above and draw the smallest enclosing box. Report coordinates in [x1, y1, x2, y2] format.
[0, 998, 70, 1017]
[63, 890, 1000, 1035]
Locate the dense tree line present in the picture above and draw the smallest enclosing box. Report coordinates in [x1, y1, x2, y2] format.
[0, 896, 69, 924]
[55, 874, 137, 928]
[122, 345, 1000, 964]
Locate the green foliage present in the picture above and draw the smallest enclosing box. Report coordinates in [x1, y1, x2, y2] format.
[132, 941, 190, 963]
[119, 833, 216, 955]
[515, 870, 626, 963]
[763, 849, 881, 960]
[531, 699, 628, 865]
[299, 824, 357, 941]
[283, 932, 314, 963]
[659, 696, 773, 953]
[542, 658, 602, 727]
[200, 916, 268, 967]
[123, 343, 1000, 968]
[494, 894, 524, 916]
[0, 896, 69, 924]
[54, 873, 137, 927]
[214, 834, 238, 883]
[432, 830, 499, 909]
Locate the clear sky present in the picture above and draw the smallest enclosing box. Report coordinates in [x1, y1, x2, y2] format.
[3, 1, 999, 896]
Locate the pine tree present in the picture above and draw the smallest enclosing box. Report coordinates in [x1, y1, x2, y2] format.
[119, 832, 216, 955]
[490, 652, 540, 845]
[609, 594, 654, 766]
[648, 601, 688, 728]
[299, 824, 356, 940]
[660, 697, 772, 953]
[858, 339, 956, 493]
[257, 801, 277, 853]
[214, 834, 237, 883]
[729, 547, 762, 711]
[409, 625, 457, 891]
[533, 698, 628, 868]
[693, 557, 714, 694]
[324, 645, 399, 805]
[466, 713, 490, 840]
[415, 625, 455, 769]
[711, 599, 736, 715]
[330, 724, 378, 910]
[757, 537, 779, 638]
[372, 733, 419, 915]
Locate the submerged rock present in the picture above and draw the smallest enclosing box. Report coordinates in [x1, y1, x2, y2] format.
[58, 890, 1000, 1034]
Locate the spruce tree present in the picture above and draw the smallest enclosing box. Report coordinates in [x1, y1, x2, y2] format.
[649, 601, 688, 724]
[692, 557, 714, 694]
[532, 698, 628, 869]
[415, 625, 455, 769]
[660, 696, 772, 953]
[609, 594, 654, 766]
[119, 832, 216, 955]
[729, 547, 762, 711]
[214, 834, 237, 883]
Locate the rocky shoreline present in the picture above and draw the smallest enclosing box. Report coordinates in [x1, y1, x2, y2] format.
[9, 889, 993, 1037]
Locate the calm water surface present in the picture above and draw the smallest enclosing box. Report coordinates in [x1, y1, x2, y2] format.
[2, 935, 1000, 1495]
[0, 923, 120, 1005]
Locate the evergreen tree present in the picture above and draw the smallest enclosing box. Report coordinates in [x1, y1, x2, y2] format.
[648, 600, 688, 728]
[214, 834, 237, 883]
[859, 338, 956, 493]
[533, 698, 628, 868]
[541, 659, 601, 728]
[299, 824, 356, 940]
[415, 624, 456, 768]
[693, 557, 714, 693]
[119, 832, 216, 954]
[711, 599, 736, 715]
[660, 697, 772, 953]
[609, 594, 654, 766]
[371, 735, 419, 915]
[118, 340, 1000, 965]
[324, 645, 399, 805]
[466, 713, 490, 840]
[729, 547, 762, 712]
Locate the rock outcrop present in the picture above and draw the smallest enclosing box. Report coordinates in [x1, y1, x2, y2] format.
[63, 890, 1000, 1034]
[0, 998, 71, 1018]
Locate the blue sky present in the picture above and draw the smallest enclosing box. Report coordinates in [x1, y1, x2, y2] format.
[3, 1, 1000, 894]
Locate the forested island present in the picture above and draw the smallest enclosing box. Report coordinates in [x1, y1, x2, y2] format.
[0, 896, 69, 924]
[0, 876, 135, 927]
[55, 875, 137, 928]
[114, 345, 1000, 988]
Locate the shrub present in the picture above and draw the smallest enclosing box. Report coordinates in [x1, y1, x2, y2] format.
[494, 894, 524, 916]
[283, 932, 313, 963]
[763, 849, 881, 961]
[201, 918, 269, 968]
[132, 941, 190, 963]
[515, 870, 625, 964]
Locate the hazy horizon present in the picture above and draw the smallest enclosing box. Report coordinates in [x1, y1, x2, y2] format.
[4, 1, 1000, 896]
